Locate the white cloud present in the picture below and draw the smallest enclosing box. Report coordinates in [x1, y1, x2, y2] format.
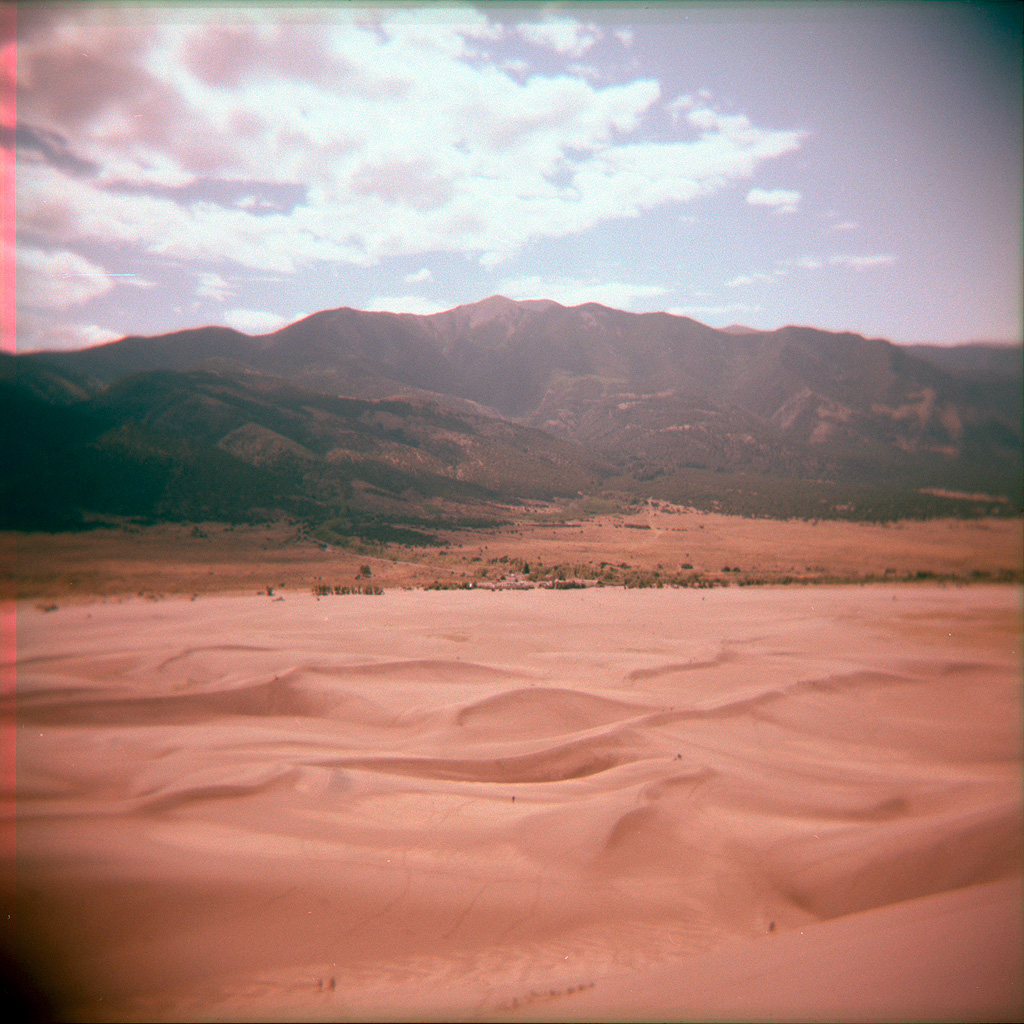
[500, 275, 668, 311]
[613, 28, 635, 48]
[221, 307, 289, 334]
[15, 7, 805, 280]
[685, 107, 722, 132]
[18, 164, 366, 274]
[517, 17, 602, 58]
[828, 253, 895, 270]
[566, 63, 601, 81]
[404, 267, 433, 285]
[74, 324, 121, 346]
[15, 310, 121, 352]
[501, 58, 530, 76]
[746, 187, 801, 214]
[196, 272, 233, 301]
[726, 272, 774, 288]
[16, 246, 115, 309]
[666, 94, 694, 123]
[450, 10, 504, 43]
[667, 302, 761, 324]
[727, 256, 823, 288]
[364, 295, 447, 315]
[830, 220, 859, 232]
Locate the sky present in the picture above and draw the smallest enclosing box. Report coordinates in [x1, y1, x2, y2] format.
[6, 0, 1023, 352]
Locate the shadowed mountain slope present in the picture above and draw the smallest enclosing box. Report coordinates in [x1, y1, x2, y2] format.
[10, 297, 1022, 524]
[1, 361, 604, 531]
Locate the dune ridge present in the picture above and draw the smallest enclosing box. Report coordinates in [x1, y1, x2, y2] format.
[6, 584, 1021, 1021]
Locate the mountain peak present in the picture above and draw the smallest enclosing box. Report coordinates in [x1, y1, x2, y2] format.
[475, 294, 519, 309]
[12, 296, 1022, 517]
[468, 294, 562, 313]
[434, 294, 563, 331]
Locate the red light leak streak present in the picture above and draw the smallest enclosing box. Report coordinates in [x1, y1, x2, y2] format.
[1, 6, 14, 355]
[0, 8, 13, 902]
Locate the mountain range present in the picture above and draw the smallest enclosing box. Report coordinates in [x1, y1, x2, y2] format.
[3, 296, 1021, 532]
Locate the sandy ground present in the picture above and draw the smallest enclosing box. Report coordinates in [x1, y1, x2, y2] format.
[4, 509, 1022, 599]
[2, 583, 1020, 1022]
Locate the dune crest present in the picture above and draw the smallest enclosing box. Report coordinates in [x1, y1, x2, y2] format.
[8, 584, 1022, 1022]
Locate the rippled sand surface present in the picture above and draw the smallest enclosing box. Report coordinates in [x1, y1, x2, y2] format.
[6, 585, 1022, 1021]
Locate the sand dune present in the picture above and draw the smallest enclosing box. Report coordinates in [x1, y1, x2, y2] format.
[4, 584, 1021, 1021]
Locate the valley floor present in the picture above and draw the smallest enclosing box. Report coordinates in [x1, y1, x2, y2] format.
[3, 583, 1022, 1021]
[3, 504, 1022, 600]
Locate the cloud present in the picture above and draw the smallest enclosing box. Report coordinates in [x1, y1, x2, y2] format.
[501, 58, 530, 77]
[746, 187, 801, 214]
[14, 7, 805, 279]
[18, 164, 366, 274]
[220, 307, 289, 334]
[350, 157, 454, 211]
[726, 272, 774, 288]
[830, 220, 859, 232]
[72, 323, 120, 346]
[500, 275, 668, 311]
[517, 17, 602, 58]
[828, 254, 895, 270]
[404, 267, 433, 284]
[667, 302, 761, 324]
[364, 294, 447, 315]
[196, 271, 233, 301]
[15, 309, 120, 352]
[16, 246, 115, 309]
[727, 256, 822, 287]
[666, 94, 694, 123]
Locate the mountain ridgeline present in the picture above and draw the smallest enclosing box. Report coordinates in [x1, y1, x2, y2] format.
[4, 296, 1021, 532]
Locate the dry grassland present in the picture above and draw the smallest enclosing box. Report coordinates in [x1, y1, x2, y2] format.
[4, 503, 1021, 600]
